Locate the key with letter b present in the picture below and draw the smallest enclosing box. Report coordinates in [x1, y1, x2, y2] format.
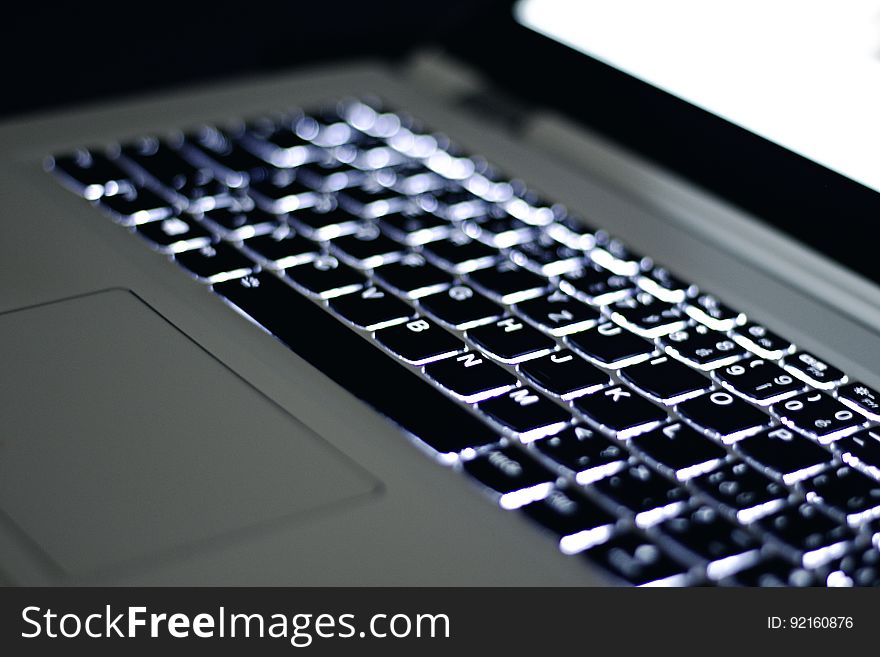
[374, 317, 465, 365]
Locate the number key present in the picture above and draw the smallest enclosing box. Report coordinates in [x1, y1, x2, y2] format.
[772, 391, 863, 444]
[714, 358, 803, 405]
[732, 321, 795, 360]
[660, 323, 745, 370]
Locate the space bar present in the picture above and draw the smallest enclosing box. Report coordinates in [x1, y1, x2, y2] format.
[213, 272, 499, 455]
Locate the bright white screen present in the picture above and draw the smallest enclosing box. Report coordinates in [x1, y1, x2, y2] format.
[516, 0, 880, 193]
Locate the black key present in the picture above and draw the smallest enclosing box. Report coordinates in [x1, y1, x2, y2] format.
[382, 164, 441, 195]
[249, 174, 317, 214]
[758, 503, 853, 568]
[519, 349, 609, 399]
[418, 285, 503, 330]
[566, 322, 654, 368]
[574, 385, 667, 438]
[243, 229, 318, 268]
[120, 138, 211, 198]
[692, 461, 788, 522]
[337, 184, 405, 217]
[534, 426, 628, 482]
[804, 466, 880, 525]
[515, 292, 600, 336]
[660, 323, 745, 370]
[825, 547, 880, 587]
[374, 317, 464, 365]
[202, 206, 276, 235]
[631, 422, 727, 480]
[620, 355, 711, 404]
[837, 428, 880, 478]
[296, 160, 363, 192]
[511, 235, 582, 277]
[328, 285, 413, 330]
[607, 294, 686, 338]
[378, 211, 451, 245]
[736, 426, 832, 484]
[49, 149, 132, 199]
[345, 145, 406, 172]
[636, 266, 692, 303]
[374, 255, 453, 299]
[285, 255, 366, 299]
[99, 187, 173, 226]
[559, 266, 633, 305]
[837, 382, 880, 422]
[467, 262, 548, 305]
[136, 216, 211, 252]
[330, 226, 405, 269]
[521, 486, 617, 553]
[423, 236, 498, 274]
[462, 446, 556, 508]
[684, 294, 746, 331]
[212, 271, 497, 455]
[240, 122, 315, 167]
[772, 391, 863, 443]
[659, 506, 760, 578]
[714, 357, 803, 405]
[421, 186, 484, 220]
[593, 464, 689, 526]
[677, 391, 768, 443]
[288, 205, 361, 241]
[582, 531, 689, 586]
[424, 352, 517, 402]
[465, 213, 534, 248]
[477, 387, 570, 441]
[589, 233, 647, 276]
[732, 321, 795, 360]
[782, 351, 848, 390]
[466, 317, 557, 364]
[730, 555, 816, 587]
[175, 242, 254, 282]
[546, 215, 596, 250]
[183, 129, 271, 183]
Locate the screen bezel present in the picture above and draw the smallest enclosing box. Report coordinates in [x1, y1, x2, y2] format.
[443, 2, 880, 285]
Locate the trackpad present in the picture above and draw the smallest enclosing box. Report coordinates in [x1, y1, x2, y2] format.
[0, 290, 379, 577]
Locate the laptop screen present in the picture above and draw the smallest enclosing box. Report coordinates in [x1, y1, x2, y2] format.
[516, 0, 880, 195]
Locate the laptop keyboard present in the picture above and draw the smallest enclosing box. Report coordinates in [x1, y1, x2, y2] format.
[47, 100, 880, 587]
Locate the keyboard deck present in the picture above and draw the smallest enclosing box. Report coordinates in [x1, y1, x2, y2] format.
[47, 100, 880, 586]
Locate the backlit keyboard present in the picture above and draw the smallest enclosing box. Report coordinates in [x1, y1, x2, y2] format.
[48, 100, 880, 586]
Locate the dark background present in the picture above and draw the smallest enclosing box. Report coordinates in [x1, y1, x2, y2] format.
[5, 1, 879, 282]
[0, 1, 508, 119]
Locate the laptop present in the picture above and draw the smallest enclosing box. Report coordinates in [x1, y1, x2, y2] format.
[1, 0, 879, 587]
